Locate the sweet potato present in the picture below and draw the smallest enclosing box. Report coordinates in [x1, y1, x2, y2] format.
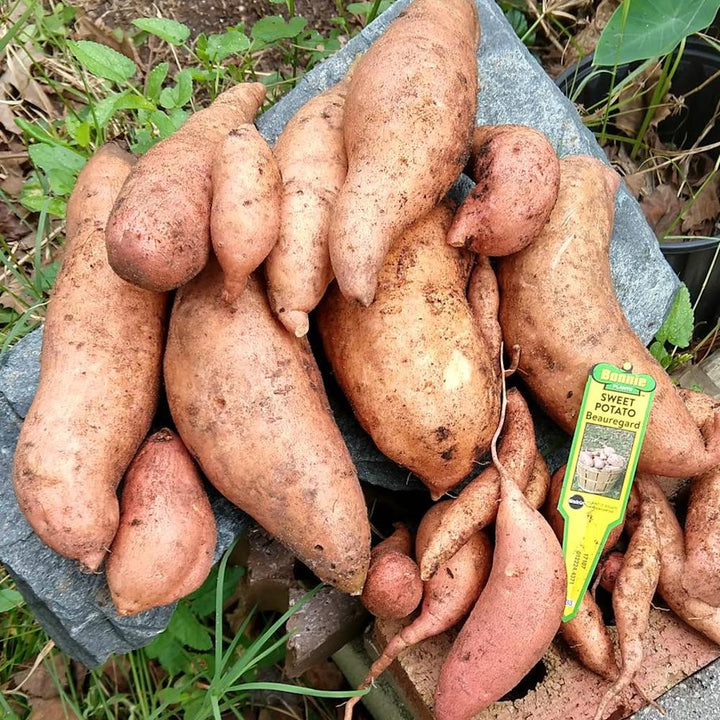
[329, 0, 479, 306]
[211, 123, 281, 303]
[418, 388, 535, 580]
[597, 551, 625, 594]
[633, 474, 720, 644]
[12, 144, 168, 571]
[164, 261, 370, 594]
[525, 453, 551, 510]
[344, 501, 492, 720]
[594, 497, 661, 720]
[265, 76, 350, 337]
[106, 82, 266, 291]
[434, 445, 566, 720]
[106, 429, 216, 615]
[318, 204, 500, 500]
[360, 524, 422, 620]
[467, 256, 502, 376]
[447, 125, 560, 255]
[498, 155, 720, 477]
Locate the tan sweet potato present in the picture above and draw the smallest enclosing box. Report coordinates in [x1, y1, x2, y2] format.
[434, 444, 566, 720]
[447, 125, 560, 255]
[418, 388, 535, 580]
[329, 0, 479, 306]
[106, 82, 266, 291]
[498, 155, 720, 477]
[13, 144, 168, 571]
[361, 524, 422, 620]
[164, 261, 370, 594]
[525, 453, 551, 510]
[467, 256, 502, 376]
[344, 502, 492, 720]
[211, 123, 281, 303]
[106, 429, 216, 615]
[265, 76, 350, 337]
[318, 204, 500, 500]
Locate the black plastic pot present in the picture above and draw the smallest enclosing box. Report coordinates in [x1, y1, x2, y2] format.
[556, 38, 720, 329]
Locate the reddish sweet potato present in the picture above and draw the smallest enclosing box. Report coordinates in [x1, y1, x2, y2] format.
[447, 125, 560, 255]
[597, 551, 625, 594]
[361, 524, 422, 620]
[13, 144, 168, 571]
[211, 124, 281, 302]
[265, 76, 350, 337]
[344, 501, 492, 720]
[419, 388, 535, 581]
[106, 429, 216, 615]
[498, 155, 720, 477]
[318, 204, 500, 500]
[434, 449, 566, 720]
[106, 83, 266, 291]
[164, 261, 370, 594]
[329, 0, 479, 306]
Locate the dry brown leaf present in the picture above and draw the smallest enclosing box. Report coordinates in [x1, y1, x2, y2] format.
[563, 0, 620, 68]
[640, 183, 683, 237]
[1, 50, 56, 117]
[74, 12, 140, 64]
[624, 172, 648, 197]
[11, 655, 67, 700]
[682, 173, 720, 233]
[28, 698, 80, 720]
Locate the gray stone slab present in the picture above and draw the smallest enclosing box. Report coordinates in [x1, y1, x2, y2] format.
[0, 0, 685, 680]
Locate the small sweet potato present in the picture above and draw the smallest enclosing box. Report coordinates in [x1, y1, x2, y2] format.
[360, 524, 422, 620]
[329, 0, 479, 305]
[597, 551, 625, 594]
[265, 76, 350, 337]
[164, 261, 370, 594]
[498, 155, 720, 477]
[467, 256, 502, 376]
[211, 123, 281, 303]
[13, 144, 168, 571]
[525, 453, 551, 510]
[434, 449, 566, 720]
[447, 125, 560, 255]
[106, 429, 216, 615]
[106, 82, 266, 291]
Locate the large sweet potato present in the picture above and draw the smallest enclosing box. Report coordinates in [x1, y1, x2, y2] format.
[329, 0, 479, 306]
[498, 155, 720, 477]
[106, 429, 216, 615]
[164, 261, 370, 594]
[106, 83, 266, 291]
[318, 204, 500, 500]
[13, 144, 168, 571]
[265, 76, 350, 337]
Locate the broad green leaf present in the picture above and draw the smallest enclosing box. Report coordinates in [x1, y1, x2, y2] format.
[167, 603, 213, 651]
[251, 15, 307, 43]
[159, 69, 193, 109]
[0, 588, 24, 612]
[648, 340, 670, 367]
[131, 17, 191, 45]
[206, 28, 251, 62]
[64, 116, 91, 147]
[38, 261, 60, 292]
[130, 127, 155, 154]
[149, 109, 180, 138]
[654, 283, 694, 347]
[594, 0, 720, 66]
[28, 144, 86, 195]
[68, 40, 137, 83]
[188, 565, 244, 618]
[144, 632, 190, 676]
[19, 180, 67, 217]
[146, 62, 169, 101]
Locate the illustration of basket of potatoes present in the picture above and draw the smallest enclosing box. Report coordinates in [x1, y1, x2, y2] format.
[576, 447, 627, 494]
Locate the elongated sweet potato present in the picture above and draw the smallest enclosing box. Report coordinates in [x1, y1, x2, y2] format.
[418, 388, 535, 580]
[633, 474, 720, 644]
[361, 524, 422, 620]
[597, 551, 625, 594]
[106, 82, 266, 291]
[525, 453, 551, 509]
[498, 155, 720, 477]
[265, 76, 350, 337]
[164, 261, 370, 594]
[447, 125, 560, 255]
[318, 204, 500, 500]
[211, 123, 281, 302]
[467, 256, 502, 376]
[344, 501, 492, 720]
[434, 451, 566, 720]
[106, 429, 216, 615]
[13, 144, 168, 571]
[329, 0, 479, 306]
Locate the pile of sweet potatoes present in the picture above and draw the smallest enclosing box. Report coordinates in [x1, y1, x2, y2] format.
[11, 0, 720, 718]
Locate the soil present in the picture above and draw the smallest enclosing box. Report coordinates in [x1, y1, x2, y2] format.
[73, 0, 342, 37]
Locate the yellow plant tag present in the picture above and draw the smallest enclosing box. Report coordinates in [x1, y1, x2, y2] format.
[559, 362, 656, 622]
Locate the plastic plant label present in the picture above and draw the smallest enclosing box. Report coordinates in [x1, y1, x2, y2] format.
[559, 362, 656, 622]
